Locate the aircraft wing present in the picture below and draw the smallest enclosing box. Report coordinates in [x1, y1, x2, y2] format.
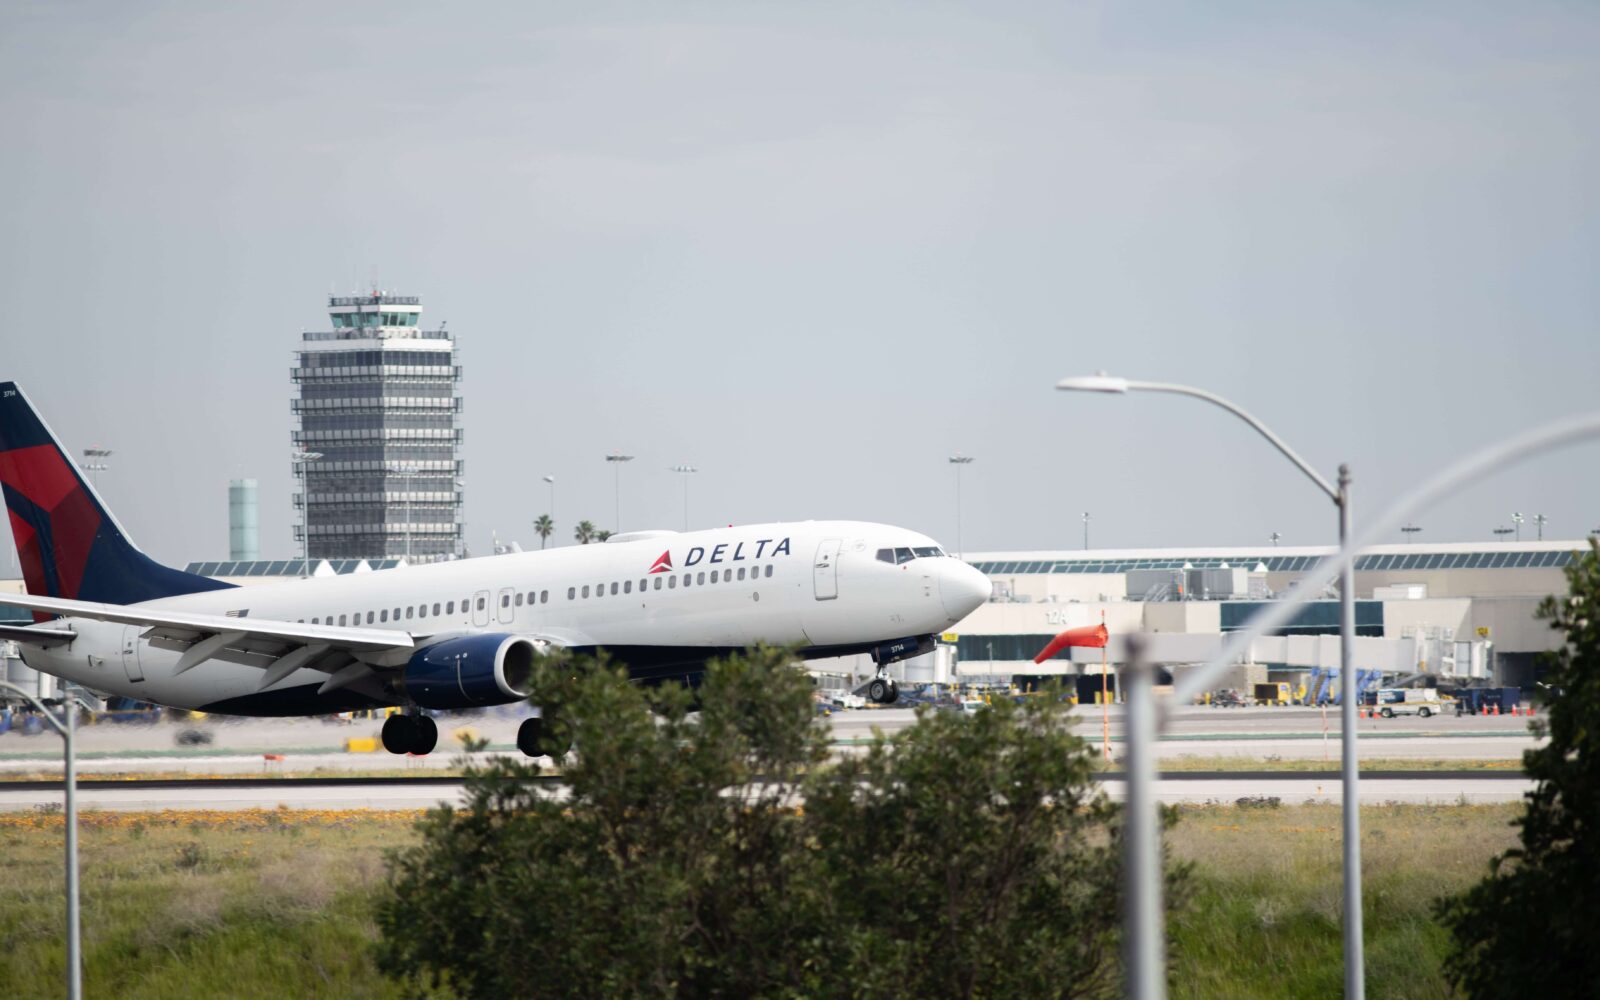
[0, 592, 416, 693]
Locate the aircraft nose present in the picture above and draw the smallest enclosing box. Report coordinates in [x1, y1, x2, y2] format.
[940, 561, 991, 621]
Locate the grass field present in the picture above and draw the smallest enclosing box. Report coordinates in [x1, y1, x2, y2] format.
[0, 802, 1521, 998]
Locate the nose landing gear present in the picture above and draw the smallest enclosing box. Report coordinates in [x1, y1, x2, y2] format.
[381, 712, 439, 755]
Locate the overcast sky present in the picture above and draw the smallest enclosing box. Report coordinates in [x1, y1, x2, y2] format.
[2, 1, 1597, 570]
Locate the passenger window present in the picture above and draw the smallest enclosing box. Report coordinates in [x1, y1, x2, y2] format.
[540, 590, 548, 603]
[406, 606, 414, 619]
[338, 614, 347, 626]
[501, 594, 510, 608]
[582, 585, 590, 598]
[624, 580, 632, 594]
[312, 617, 320, 625]
[895, 547, 915, 564]
[567, 587, 575, 600]
[447, 601, 455, 614]
[476, 597, 486, 610]
[610, 582, 618, 596]
[654, 577, 662, 591]
[515, 592, 524, 606]
[393, 607, 400, 619]
[697, 571, 705, 585]
[683, 573, 692, 587]
[876, 548, 895, 564]
[366, 611, 375, 624]
[668, 576, 677, 589]
[380, 609, 389, 622]
[737, 567, 746, 581]
[432, 603, 440, 616]
[765, 565, 773, 578]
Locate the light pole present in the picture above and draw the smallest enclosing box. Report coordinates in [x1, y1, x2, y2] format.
[0, 681, 83, 1000]
[81, 447, 112, 492]
[948, 455, 974, 558]
[542, 474, 556, 524]
[1401, 523, 1421, 539]
[291, 450, 322, 574]
[1512, 511, 1525, 541]
[1057, 373, 1360, 1000]
[1493, 526, 1513, 539]
[670, 465, 697, 531]
[1270, 531, 1282, 547]
[606, 453, 634, 532]
[1082, 511, 1091, 550]
[1533, 513, 1548, 541]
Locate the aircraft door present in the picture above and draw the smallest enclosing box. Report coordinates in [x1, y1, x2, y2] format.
[813, 538, 841, 601]
[472, 589, 491, 627]
[496, 587, 515, 625]
[121, 626, 144, 683]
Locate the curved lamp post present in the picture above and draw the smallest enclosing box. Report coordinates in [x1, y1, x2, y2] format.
[1057, 373, 1361, 1000]
[0, 680, 83, 1000]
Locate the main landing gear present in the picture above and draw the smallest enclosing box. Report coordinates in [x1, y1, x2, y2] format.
[382, 713, 438, 755]
[517, 714, 573, 759]
[867, 676, 900, 705]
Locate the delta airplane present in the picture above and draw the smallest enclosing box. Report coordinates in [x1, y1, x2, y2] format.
[0, 381, 990, 756]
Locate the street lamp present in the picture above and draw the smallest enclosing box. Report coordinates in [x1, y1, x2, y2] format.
[542, 474, 556, 524]
[1493, 526, 1513, 539]
[1082, 511, 1091, 550]
[290, 450, 322, 574]
[1057, 373, 1360, 1000]
[1512, 511, 1525, 541]
[81, 447, 112, 492]
[605, 453, 634, 533]
[948, 455, 974, 558]
[1401, 524, 1422, 539]
[1270, 531, 1282, 547]
[670, 465, 697, 531]
[0, 681, 84, 1000]
[1533, 513, 1548, 541]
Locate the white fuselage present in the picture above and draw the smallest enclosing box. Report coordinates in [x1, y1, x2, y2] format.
[22, 521, 989, 715]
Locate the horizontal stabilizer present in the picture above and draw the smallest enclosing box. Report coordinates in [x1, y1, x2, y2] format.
[0, 624, 77, 647]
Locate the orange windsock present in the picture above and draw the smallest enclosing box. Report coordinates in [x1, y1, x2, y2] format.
[1033, 623, 1110, 664]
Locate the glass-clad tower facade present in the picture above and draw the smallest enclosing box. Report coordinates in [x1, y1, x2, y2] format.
[292, 292, 463, 562]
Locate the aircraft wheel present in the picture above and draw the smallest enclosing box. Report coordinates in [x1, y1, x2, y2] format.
[542, 716, 574, 759]
[517, 717, 544, 757]
[381, 714, 413, 755]
[411, 715, 438, 755]
[882, 681, 900, 705]
[867, 678, 890, 704]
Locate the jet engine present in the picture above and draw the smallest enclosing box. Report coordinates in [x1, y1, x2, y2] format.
[403, 634, 538, 709]
[870, 634, 936, 666]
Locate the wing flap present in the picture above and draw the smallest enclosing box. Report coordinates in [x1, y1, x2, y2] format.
[0, 624, 77, 648]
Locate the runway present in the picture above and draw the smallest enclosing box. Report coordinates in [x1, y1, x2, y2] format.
[0, 704, 1542, 777]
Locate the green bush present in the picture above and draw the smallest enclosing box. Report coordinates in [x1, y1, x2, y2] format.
[377, 647, 1173, 998]
[1435, 539, 1600, 997]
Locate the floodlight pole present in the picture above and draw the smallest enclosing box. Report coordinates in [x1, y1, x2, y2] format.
[949, 455, 974, 558]
[0, 681, 82, 1000]
[1056, 374, 1361, 1000]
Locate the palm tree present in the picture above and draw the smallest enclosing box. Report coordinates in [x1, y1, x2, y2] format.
[595, 530, 613, 542]
[533, 514, 554, 549]
[574, 520, 596, 544]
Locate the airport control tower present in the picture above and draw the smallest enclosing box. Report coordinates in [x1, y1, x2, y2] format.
[292, 292, 463, 563]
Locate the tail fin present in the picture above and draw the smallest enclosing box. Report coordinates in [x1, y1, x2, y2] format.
[0, 381, 232, 606]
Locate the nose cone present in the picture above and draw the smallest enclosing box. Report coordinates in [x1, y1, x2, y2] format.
[940, 561, 991, 622]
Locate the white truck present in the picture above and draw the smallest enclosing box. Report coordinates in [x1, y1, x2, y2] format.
[1374, 688, 1445, 718]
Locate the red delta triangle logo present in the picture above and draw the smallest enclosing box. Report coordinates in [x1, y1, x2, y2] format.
[648, 550, 674, 574]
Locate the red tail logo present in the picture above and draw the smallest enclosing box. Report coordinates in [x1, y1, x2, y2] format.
[648, 550, 673, 574]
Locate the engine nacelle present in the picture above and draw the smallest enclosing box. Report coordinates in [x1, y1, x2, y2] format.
[403, 634, 538, 709]
[870, 634, 936, 666]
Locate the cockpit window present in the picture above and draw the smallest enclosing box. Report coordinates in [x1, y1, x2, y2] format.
[879, 545, 949, 564]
